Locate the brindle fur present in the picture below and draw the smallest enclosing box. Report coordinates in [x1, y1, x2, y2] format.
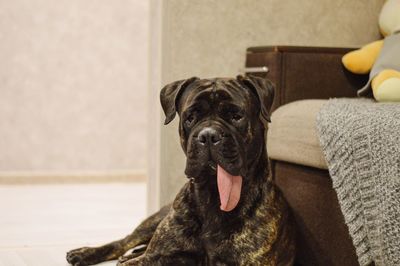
[66, 75, 295, 266]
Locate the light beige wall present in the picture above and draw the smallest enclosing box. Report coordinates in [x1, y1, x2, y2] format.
[0, 0, 149, 174]
[154, 0, 385, 207]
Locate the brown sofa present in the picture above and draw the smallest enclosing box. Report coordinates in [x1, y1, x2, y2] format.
[245, 46, 369, 266]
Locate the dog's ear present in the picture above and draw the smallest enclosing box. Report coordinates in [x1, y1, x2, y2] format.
[160, 77, 199, 125]
[237, 75, 275, 123]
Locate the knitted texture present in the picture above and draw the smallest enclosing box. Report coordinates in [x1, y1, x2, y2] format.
[316, 98, 400, 266]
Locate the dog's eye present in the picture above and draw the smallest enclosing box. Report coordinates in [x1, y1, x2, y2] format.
[185, 114, 195, 126]
[231, 113, 243, 121]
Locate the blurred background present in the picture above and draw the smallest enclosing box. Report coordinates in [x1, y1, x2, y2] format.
[0, 1, 148, 178]
[0, 0, 384, 265]
[0, 1, 149, 265]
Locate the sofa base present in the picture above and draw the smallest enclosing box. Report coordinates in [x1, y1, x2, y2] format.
[272, 160, 359, 266]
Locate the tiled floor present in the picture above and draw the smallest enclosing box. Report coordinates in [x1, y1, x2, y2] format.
[0, 183, 147, 266]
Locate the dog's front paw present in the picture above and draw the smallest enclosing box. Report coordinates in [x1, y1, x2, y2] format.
[117, 255, 140, 266]
[66, 247, 96, 266]
[118, 254, 131, 264]
[117, 256, 133, 266]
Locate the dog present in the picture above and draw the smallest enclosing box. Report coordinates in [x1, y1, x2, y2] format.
[66, 75, 295, 266]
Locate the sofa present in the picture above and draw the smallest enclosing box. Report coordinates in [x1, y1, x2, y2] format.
[245, 46, 370, 266]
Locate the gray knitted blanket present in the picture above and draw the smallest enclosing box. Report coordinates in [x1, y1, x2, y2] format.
[316, 98, 400, 266]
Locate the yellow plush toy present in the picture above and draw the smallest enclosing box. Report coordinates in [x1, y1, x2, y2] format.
[342, 0, 400, 102]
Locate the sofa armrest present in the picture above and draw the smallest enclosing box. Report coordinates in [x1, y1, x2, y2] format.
[245, 46, 368, 111]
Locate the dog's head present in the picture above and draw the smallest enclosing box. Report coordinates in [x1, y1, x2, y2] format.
[160, 75, 274, 211]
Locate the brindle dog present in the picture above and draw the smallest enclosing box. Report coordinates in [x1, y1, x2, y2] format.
[66, 75, 295, 266]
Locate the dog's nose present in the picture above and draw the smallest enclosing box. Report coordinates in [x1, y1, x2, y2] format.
[198, 127, 221, 145]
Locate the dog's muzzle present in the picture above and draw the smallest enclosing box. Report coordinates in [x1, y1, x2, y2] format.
[197, 127, 222, 146]
[187, 124, 243, 212]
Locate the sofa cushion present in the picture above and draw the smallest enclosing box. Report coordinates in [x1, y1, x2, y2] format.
[267, 100, 328, 169]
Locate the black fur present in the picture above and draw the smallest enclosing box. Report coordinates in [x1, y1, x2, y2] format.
[66, 75, 295, 266]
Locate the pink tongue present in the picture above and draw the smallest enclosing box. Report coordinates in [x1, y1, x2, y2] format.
[217, 165, 243, 212]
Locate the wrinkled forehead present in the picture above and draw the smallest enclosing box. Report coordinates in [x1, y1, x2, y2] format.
[179, 78, 253, 111]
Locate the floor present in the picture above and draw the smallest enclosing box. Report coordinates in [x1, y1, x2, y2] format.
[0, 183, 147, 266]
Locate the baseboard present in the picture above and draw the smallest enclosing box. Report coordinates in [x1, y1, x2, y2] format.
[0, 170, 146, 185]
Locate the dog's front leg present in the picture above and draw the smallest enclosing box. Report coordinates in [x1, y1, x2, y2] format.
[117, 253, 202, 266]
[118, 186, 204, 266]
[66, 204, 170, 266]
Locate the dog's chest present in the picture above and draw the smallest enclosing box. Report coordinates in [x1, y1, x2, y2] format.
[188, 180, 284, 265]
[197, 207, 277, 265]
